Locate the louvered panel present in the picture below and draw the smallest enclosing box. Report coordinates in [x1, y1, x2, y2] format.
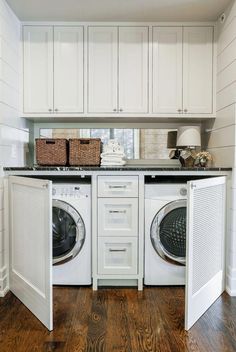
[192, 184, 224, 295]
[185, 177, 226, 331]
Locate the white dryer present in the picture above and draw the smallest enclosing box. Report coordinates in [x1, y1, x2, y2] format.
[52, 182, 91, 285]
[145, 182, 187, 285]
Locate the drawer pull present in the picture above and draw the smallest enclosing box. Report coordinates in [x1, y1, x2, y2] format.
[108, 185, 127, 189]
[109, 248, 127, 252]
[109, 210, 127, 214]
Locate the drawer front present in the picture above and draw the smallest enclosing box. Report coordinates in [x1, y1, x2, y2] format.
[98, 198, 138, 236]
[98, 176, 139, 197]
[98, 237, 138, 275]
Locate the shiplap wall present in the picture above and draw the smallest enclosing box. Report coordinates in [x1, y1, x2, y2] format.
[204, 0, 236, 295]
[0, 0, 29, 296]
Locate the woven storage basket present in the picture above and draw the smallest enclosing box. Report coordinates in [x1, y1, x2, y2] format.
[36, 139, 68, 166]
[69, 138, 101, 166]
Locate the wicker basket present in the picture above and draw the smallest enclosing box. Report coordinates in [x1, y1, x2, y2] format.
[36, 139, 68, 166]
[69, 138, 101, 166]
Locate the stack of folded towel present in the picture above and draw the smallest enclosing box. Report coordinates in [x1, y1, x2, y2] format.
[101, 140, 126, 166]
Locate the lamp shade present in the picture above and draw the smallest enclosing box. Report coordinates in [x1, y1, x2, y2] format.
[176, 126, 201, 148]
[167, 131, 177, 148]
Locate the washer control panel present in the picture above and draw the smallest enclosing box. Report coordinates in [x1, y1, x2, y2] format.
[52, 185, 89, 198]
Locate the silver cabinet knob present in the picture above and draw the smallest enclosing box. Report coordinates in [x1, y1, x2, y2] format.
[113, 108, 117, 112]
[178, 109, 182, 113]
[48, 109, 52, 112]
[119, 108, 123, 112]
[184, 109, 188, 113]
[55, 109, 59, 112]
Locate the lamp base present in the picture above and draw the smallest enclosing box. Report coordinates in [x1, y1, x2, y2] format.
[169, 149, 181, 160]
[179, 148, 197, 167]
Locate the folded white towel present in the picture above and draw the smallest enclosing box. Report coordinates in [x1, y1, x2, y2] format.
[101, 152, 125, 158]
[101, 160, 126, 166]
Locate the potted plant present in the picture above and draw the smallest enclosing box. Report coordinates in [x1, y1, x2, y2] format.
[195, 151, 213, 167]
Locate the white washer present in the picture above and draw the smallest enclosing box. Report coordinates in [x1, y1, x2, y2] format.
[145, 183, 187, 285]
[52, 182, 91, 285]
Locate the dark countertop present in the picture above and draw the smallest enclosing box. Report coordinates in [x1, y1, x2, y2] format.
[3, 166, 232, 172]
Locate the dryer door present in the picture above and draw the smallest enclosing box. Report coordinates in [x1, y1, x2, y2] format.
[53, 200, 85, 265]
[150, 199, 187, 265]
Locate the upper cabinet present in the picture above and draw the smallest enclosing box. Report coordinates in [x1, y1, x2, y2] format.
[152, 26, 214, 115]
[23, 26, 53, 113]
[22, 24, 215, 118]
[88, 27, 118, 113]
[88, 26, 148, 114]
[23, 26, 84, 114]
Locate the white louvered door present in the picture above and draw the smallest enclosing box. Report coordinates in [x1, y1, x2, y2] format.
[185, 176, 226, 330]
[9, 176, 53, 331]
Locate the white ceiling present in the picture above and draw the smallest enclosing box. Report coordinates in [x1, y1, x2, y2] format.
[6, 0, 232, 22]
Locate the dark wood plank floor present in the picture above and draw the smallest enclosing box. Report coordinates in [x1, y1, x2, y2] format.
[0, 286, 236, 352]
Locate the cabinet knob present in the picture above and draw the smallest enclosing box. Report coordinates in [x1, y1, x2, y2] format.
[48, 109, 52, 112]
[184, 109, 188, 113]
[55, 109, 59, 112]
[119, 108, 123, 112]
[178, 109, 182, 113]
[113, 108, 117, 112]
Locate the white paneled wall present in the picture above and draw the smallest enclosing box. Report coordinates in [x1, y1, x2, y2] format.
[205, 0, 236, 295]
[0, 0, 29, 296]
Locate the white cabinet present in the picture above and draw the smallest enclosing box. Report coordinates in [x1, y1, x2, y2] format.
[119, 27, 148, 113]
[23, 26, 53, 113]
[152, 26, 214, 115]
[88, 27, 118, 113]
[183, 27, 213, 114]
[98, 237, 138, 275]
[23, 26, 84, 114]
[54, 26, 84, 113]
[98, 198, 138, 237]
[98, 176, 139, 197]
[152, 27, 183, 114]
[88, 26, 148, 114]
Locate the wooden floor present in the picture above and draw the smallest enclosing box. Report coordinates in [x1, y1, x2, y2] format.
[0, 287, 236, 352]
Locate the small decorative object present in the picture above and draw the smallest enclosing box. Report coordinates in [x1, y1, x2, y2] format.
[101, 139, 126, 166]
[176, 126, 201, 167]
[167, 131, 181, 159]
[195, 151, 213, 167]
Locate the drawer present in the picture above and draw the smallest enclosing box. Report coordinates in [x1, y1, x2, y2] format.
[98, 176, 139, 197]
[98, 198, 138, 237]
[98, 237, 138, 275]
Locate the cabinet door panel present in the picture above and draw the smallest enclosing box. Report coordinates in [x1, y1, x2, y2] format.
[152, 27, 183, 114]
[98, 198, 138, 237]
[23, 26, 53, 113]
[183, 27, 213, 114]
[54, 26, 84, 113]
[185, 177, 226, 330]
[9, 176, 53, 330]
[119, 27, 148, 113]
[88, 27, 118, 113]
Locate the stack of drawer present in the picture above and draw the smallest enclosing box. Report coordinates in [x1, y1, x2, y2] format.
[97, 176, 139, 276]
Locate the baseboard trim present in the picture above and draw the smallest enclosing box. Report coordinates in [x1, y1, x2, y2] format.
[0, 286, 9, 297]
[226, 266, 236, 296]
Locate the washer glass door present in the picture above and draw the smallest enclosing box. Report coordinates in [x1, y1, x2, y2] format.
[150, 199, 187, 265]
[52, 200, 85, 265]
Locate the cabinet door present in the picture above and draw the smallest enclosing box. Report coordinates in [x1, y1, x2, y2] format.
[23, 26, 53, 113]
[152, 27, 183, 114]
[183, 27, 213, 114]
[98, 198, 138, 237]
[118, 27, 148, 113]
[185, 177, 226, 330]
[9, 176, 53, 331]
[88, 27, 118, 113]
[54, 26, 84, 113]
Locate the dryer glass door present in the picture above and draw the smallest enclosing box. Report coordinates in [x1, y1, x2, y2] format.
[151, 199, 187, 265]
[53, 200, 85, 264]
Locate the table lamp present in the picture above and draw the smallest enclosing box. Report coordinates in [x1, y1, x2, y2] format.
[176, 126, 201, 167]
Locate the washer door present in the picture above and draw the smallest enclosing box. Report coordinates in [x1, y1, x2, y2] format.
[150, 199, 187, 265]
[52, 199, 85, 265]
